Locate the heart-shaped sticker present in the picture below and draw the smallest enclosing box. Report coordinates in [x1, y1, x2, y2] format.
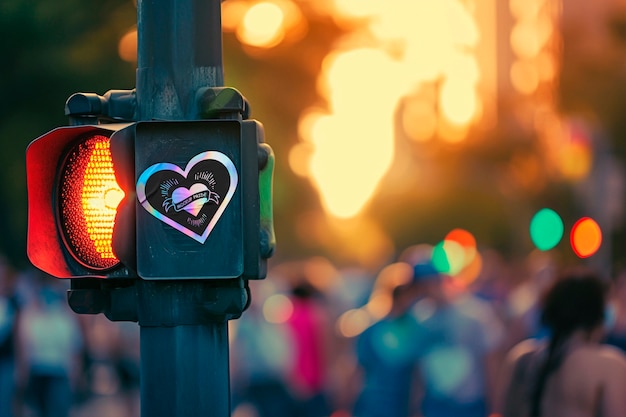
[171, 183, 210, 217]
[136, 151, 238, 244]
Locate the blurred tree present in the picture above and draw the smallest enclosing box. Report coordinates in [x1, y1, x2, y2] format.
[6, 0, 626, 272]
[0, 0, 136, 267]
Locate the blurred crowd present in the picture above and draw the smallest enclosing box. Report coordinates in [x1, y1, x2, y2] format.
[1, 246, 626, 417]
[0, 257, 140, 417]
[229, 248, 626, 417]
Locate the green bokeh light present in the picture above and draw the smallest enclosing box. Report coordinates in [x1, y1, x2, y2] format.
[530, 208, 563, 251]
[432, 240, 466, 275]
[432, 241, 450, 274]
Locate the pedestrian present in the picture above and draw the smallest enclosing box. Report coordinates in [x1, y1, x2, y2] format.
[498, 267, 626, 417]
[410, 261, 504, 417]
[284, 280, 332, 417]
[16, 274, 83, 417]
[230, 281, 295, 417]
[351, 266, 422, 417]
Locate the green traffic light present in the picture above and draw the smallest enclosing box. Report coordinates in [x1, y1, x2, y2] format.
[530, 208, 563, 251]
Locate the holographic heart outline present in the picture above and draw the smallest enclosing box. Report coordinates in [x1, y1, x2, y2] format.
[136, 151, 238, 244]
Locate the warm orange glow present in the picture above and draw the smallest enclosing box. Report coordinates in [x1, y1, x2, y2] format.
[510, 60, 539, 94]
[511, 22, 542, 59]
[81, 140, 125, 262]
[556, 121, 593, 181]
[510, 0, 542, 20]
[305, 48, 400, 218]
[233, 0, 305, 49]
[60, 135, 124, 270]
[104, 188, 125, 209]
[439, 79, 477, 125]
[537, 52, 557, 81]
[508, 0, 555, 97]
[336, 308, 372, 338]
[432, 229, 480, 282]
[445, 228, 477, 250]
[437, 118, 468, 143]
[294, 212, 394, 268]
[571, 217, 602, 258]
[364, 262, 413, 318]
[118, 28, 137, 63]
[222, 0, 249, 32]
[445, 228, 478, 274]
[238, 2, 286, 48]
[559, 142, 592, 181]
[332, 0, 381, 19]
[298, 0, 483, 218]
[263, 294, 294, 324]
[454, 251, 483, 287]
[288, 142, 313, 177]
[366, 292, 393, 320]
[402, 98, 437, 142]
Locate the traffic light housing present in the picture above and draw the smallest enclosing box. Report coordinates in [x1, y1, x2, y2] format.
[120, 119, 274, 280]
[26, 89, 275, 282]
[26, 124, 135, 279]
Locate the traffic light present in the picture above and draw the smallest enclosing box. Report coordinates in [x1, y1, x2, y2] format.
[26, 123, 135, 279]
[26, 90, 275, 282]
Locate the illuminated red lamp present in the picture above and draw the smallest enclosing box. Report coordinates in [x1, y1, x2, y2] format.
[26, 124, 131, 278]
[59, 135, 124, 269]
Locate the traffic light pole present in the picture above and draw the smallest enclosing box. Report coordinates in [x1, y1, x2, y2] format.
[136, 279, 246, 417]
[27, 1, 273, 415]
[135, 2, 236, 417]
[136, 0, 224, 121]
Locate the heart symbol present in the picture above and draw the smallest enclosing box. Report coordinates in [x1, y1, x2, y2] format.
[136, 151, 238, 244]
[172, 183, 210, 217]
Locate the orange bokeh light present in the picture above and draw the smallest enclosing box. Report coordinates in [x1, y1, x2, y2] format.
[570, 217, 602, 258]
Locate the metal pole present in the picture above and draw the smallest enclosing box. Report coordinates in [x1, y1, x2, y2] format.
[136, 0, 224, 121]
[140, 324, 230, 417]
[134, 1, 231, 416]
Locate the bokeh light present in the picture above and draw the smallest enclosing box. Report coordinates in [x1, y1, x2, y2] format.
[453, 251, 483, 287]
[336, 308, 372, 338]
[559, 141, 592, 181]
[529, 208, 563, 251]
[508, 0, 556, 96]
[365, 262, 413, 319]
[238, 2, 286, 48]
[118, 28, 137, 63]
[445, 228, 477, 255]
[570, 217, 602, 258]
[558, 122, 593, 181]
[262, 293, 294, 324]
[432, 240, 465, 276]
[422, 346, 473, 396]
[226, 0, 306, 49]
[297, 0, 483, 219]
[432, 229, 478, 279]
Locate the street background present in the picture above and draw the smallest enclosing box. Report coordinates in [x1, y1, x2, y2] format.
[3, 0, 626, 416]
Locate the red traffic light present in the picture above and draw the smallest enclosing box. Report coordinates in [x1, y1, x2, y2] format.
[59, 134, 124, 269]
[27, 124, 132, 278]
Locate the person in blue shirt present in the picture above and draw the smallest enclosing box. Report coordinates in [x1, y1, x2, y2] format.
[352, 264, 423, 417]
[410, 261, 504, 417]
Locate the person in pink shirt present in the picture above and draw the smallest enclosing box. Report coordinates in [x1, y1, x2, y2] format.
[285, 282, 331, 417]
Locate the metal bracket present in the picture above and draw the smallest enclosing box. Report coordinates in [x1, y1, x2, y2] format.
[65, 89, 137, 125]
